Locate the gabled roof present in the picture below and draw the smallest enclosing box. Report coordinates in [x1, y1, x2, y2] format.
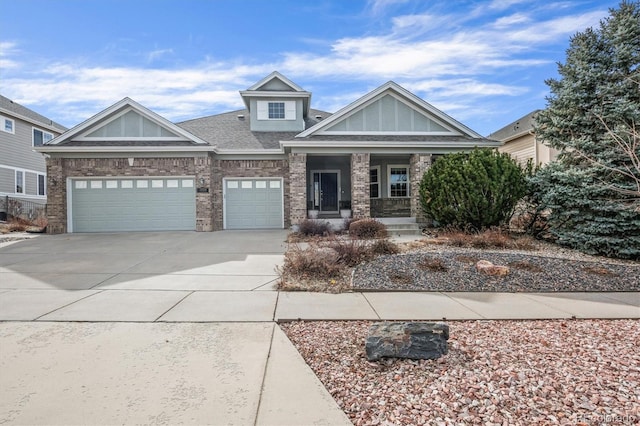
[297, 81, 483, 139]
[240, 72, 311, 117]
[0, 94, 67, 133]
[247, 71, 305, 92]
[488, 109, 539, 142]
[46, 97, 208, 146]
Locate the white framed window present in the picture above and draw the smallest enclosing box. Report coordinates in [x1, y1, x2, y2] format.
[1, 115, 14, 134]
[369, 166, 380, 198]
[136, 180, 148, 188]
[33, 127, 54, 147]
[121, 180, 133, 189]
[256, 101, 296, 120]
[38, 174, 46, 196]
[388, 165, 409, 198]
[151, 180, 163, 188]
[75, 180, 87, 189]
[181, 179, 194, 188]
[106, 180, 118, 189]
[15, 170, 24, 194]
[167, 180, 178, 188]
[90, 181, 102, 189]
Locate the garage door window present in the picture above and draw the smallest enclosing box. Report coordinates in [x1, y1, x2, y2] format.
[242, 181, 252, 189]
[106, 181, 118, 189]
[270, 181, 280, 189]
[136, 180, 148, 188]
[121, 180, 133, 188]
[182, 179, 193, 188]
[152, 180, 163, 188]
[75, 181, 87, 189]
[90, 181, 102, 189]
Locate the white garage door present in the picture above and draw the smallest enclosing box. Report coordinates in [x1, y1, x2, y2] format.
[70, 177, 196, 232]
[224, 178, 283, 229]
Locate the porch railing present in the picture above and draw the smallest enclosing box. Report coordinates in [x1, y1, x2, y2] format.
[0, 196, 46, 222]
[371, 198, 411, 218]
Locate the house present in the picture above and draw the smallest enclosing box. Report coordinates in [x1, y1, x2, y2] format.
[489, 110, 559, 167]
[36, 72, 501, 233]
[0, 95, 67, 219]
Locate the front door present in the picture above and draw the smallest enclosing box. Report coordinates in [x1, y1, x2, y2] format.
[312, 171, 339, 213]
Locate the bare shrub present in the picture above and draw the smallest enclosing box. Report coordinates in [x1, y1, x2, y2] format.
[279, 244, 345, 281]
[349, 218, 388, 239]
[443, 228, 536, 250]
[583, 266, 620, 277]
[325, 238, 374, 267]
[370, 239, 400, 256]
[418, 257, 449, 272]
[298, 219, 332, 237]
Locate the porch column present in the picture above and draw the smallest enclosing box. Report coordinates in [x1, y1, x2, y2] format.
[351, 153, 370, 218]
[410, 154, 432, 223]
[288, 152, 307, 226]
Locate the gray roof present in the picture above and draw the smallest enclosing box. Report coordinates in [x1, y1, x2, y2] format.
[488, 109, 539, 141]
[62, 141, 199, 146]
[177, 109, 331, 150]
[0, 94, 67, 132]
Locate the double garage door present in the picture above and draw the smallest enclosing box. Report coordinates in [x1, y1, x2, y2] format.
[69, 176, 284, 232]
[224, 178, 283, 229]
[71, 177, 196, 232]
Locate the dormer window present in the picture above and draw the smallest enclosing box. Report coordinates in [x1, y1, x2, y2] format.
[256, 100, 296, 120]
[268, 102, 285, 119]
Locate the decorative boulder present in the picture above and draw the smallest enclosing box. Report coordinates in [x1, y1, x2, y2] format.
[365, 322, 449, 361]
[475, 260, 510, 276]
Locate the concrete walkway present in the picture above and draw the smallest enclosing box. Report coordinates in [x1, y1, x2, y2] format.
[0, 232, 638, 425]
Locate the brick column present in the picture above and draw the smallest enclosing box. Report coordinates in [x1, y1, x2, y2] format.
[195, 155, 213, 231]
[351, 153, 370, 218]
[46, 157, 67, 234]
[410, 154, 432, 223]
[288, 152, 307, 226]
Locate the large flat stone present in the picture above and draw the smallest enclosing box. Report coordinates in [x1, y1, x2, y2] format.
[38, 290, 189, 322]
[0, 322, 273, 425]
[159, 291, 278, 322]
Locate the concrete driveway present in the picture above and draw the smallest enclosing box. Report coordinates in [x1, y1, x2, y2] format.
[0, 231, 287, 321]
[0, 231, 352, 425]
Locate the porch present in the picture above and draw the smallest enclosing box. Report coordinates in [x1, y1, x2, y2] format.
[295, 153, 432, 221]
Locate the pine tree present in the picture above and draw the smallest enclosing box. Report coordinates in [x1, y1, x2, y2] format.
[419, 148, 526, 230]
[533, 1, 640, 259]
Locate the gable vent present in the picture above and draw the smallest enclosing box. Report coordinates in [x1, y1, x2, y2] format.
[315, 115, 323, 120]
[237, 114, 245, 120]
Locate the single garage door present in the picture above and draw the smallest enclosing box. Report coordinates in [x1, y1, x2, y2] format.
[71, 177, 196, 232]
[224, 178, 283, 229]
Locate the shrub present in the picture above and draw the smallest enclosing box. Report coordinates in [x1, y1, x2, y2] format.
[298, 219, 332, 237]
[279, 244, 344, 280]
[349, 218, 388, 239]
[370, 239, 400, 256]
[443, 228, 536, 250]
[419, 148, 526, 230]
[326, 238, 373, 267]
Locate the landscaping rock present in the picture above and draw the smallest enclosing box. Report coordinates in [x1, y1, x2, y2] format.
[365, 322, 449, 361]
[475, 260, 510, 276]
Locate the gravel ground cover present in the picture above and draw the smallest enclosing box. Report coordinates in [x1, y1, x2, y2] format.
[353, 248, 640, 292]
[282, 320, 640, 425]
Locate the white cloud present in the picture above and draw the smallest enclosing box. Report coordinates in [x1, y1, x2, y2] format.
[147, 48, 174, 62]
[367, 0, 410, 15]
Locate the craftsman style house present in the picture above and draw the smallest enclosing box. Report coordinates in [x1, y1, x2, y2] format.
[37, 72, 500, 233]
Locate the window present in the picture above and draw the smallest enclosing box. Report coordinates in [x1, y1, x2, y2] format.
[256, 101, 296, 120]
[16, 171, 24, 194]
[33, 128, 54, 147]
[369, 166, 380, 198]
[388, 165, 409, 198]
[1, 116, 14, 134]
[268, 102, 285, 119]
[38, 174, 46, 196]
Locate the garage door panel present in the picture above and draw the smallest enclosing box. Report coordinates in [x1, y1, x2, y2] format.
[225, 179, 283, 230]
[72, 178, 196, 232]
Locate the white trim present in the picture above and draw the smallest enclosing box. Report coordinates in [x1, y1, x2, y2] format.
[222, 177, 285, 230]
[46, 97, 209, 145]
[387, 164, 410, 198]
[0, 164, 47, 175]
[310, 169, 341, 213]
[281, 140, 502, 149]
[369, 165, 381, 199]
[296, 81, 482, 138]
[0, 192, 46, 200]
[246, 71, 305, 92]
[32, 126, 54, 148]
[0, 114, 15, 134]
[35, 145, 214, 153]
[66, 178, 73, 232]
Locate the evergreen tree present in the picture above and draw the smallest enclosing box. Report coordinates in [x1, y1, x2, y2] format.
[419, 148, 526, 230]
[533, 1, 640, 259]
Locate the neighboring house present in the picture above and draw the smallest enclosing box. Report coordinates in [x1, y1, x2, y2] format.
[36, 72, 501, 233]
[489, 110, 559, 167]
[0, 95, 67, 218]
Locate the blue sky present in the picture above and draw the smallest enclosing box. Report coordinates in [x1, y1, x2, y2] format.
[0, 0, 619, 136]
